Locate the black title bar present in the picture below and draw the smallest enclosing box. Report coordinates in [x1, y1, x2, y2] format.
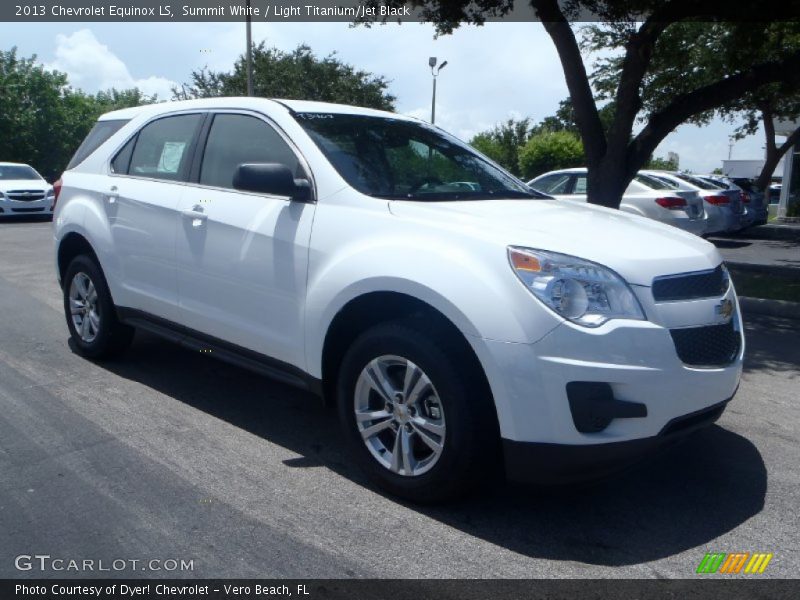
[3, 579, 800, 600]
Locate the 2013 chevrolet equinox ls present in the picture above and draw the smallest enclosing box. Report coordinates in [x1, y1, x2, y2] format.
[53, 98, 743, 502]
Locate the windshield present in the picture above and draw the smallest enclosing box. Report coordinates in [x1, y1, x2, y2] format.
[295, 113, 541, 201]
[0, 165, 42, 180]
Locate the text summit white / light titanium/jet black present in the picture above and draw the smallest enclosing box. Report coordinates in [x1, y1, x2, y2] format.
[52, 98, 743, 503]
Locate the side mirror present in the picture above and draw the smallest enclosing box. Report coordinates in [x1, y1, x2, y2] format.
[233, 163, 313, 202]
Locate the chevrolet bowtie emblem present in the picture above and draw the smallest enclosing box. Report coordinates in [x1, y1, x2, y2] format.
[716, 298, 734, 322]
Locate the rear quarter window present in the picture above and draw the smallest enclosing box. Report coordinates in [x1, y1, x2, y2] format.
[66, 119, 129, 170]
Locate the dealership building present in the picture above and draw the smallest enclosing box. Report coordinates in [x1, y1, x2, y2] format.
[776, 119, 799, 220]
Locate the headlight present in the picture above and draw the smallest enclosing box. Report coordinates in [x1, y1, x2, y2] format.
[46, 189, 55, 199]
[508, 247, 645, 327]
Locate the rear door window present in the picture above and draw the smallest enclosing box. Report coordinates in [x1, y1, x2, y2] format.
[126, 114, 202, 181]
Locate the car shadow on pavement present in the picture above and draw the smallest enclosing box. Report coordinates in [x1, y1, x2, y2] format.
[0, 215, 52, 223]
[708, 238, 751, 249]
[742, 314, 800, 375]
[90, 331, 767, 568]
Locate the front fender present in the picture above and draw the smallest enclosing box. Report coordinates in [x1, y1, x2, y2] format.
[303, 234, 562, 378]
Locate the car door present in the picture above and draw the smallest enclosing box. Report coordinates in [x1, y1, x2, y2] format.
[107, 113, 204, 322]
[175, 111, 316, 369]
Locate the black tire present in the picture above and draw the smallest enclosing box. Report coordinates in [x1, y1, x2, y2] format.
[337, 318, 499, 503]
[63, 254, 134, 359]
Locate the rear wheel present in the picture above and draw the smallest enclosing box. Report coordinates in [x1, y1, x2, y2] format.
[337, 319, 498, 503]
[63, 255, 134, 359]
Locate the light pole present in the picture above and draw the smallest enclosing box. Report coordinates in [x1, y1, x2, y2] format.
[429, 57, 447, 124]
[246, 0, 254, 96]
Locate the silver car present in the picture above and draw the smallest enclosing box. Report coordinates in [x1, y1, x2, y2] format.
[528, 168, 708, 236]
[640, 171, 746, 235]
[697, 175, 758, 228]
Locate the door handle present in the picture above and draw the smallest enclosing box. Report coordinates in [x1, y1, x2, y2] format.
[181, 205, 208, 227]
[106, 186, 118, 204]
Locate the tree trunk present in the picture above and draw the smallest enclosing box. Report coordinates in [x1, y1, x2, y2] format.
[756, 145, 781, 197]
[586, 154, 630, 208]
[755, 123, 800, 198]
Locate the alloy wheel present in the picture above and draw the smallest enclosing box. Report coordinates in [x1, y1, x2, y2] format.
[353, 355, 446, 477]
[69, 272, 100, 343]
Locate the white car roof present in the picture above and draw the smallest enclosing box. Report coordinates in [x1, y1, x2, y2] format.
[0, 161, 31, 167]
[99, 97, 415, 123]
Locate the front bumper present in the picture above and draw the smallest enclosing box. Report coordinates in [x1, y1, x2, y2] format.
[0, 197, 54, 215]
[503, 397, 730, 484]
[469, 285, 743, 481]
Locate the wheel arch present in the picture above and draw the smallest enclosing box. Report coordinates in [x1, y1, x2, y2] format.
[319, 291, 497, 429]
[57, 232, 99, 286]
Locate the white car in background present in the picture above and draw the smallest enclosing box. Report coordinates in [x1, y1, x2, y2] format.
[641, 171, 746, 235]
[0, 162, 55, 218]
[528, 168, 708, 236]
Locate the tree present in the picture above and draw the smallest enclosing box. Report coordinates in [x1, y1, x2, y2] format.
[646, 155, 679, 170]
[586, 18, 800, 204]
[518, 130, 584, 180]
[537, 97, 616, 136]
[469, 117, 533, 175]
[174, 43, 396, 111]
[468, 98, 609, 176]
[0, 48, 154, 181]
[362, 1, 800, 208]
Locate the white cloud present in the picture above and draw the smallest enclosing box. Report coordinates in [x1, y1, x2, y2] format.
[45, 29, 175, 100]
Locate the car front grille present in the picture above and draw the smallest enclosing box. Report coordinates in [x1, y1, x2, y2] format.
[652, 265, 728, 301]
[669, 321, 741, 367]
[6, 190, 46, 202]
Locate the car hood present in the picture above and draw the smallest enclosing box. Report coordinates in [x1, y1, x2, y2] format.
[0, 179, 50, 191]
[388, 198, 721, 286]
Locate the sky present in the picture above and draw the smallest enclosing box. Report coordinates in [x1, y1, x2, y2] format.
[0, 20, 775, 173]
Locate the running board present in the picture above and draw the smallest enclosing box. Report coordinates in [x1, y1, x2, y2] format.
[117, 307, 322, 396]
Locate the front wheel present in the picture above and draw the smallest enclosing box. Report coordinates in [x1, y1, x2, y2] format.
[337, 319, 498, 503]
[63, 254, 134, 359]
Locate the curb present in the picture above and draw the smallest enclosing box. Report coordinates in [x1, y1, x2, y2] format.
[739, 296, 800, 320]
[712, 224, 800, 242]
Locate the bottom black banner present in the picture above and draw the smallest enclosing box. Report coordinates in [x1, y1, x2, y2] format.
[2, 579, 799, 600]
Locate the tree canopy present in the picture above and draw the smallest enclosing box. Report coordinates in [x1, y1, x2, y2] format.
[174, 43, 396, 111]
[469, 118, 533, 175]
[0, 48, 154, 181]
[362, 0, 800, 207]
[519, 130, 585, 180]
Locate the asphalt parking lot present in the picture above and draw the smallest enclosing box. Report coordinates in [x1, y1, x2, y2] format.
[710, 225, 800, 268]
[0, 218, 798, 579]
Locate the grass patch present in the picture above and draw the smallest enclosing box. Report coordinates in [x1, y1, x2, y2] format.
[729, 267, 800, 303]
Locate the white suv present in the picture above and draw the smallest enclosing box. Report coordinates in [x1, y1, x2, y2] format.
[54, 98, 743, 502]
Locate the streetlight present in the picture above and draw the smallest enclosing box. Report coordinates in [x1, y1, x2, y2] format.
[429, 57, 447, 124]
[246, 0, 254, 96]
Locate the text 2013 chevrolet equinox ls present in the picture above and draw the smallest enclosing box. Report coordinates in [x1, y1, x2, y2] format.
[53, 98, 743, 502]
